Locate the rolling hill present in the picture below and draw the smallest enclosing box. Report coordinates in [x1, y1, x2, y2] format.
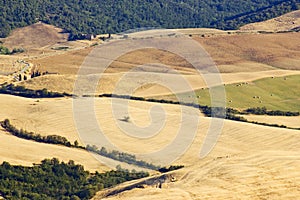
[92, 109, 300, 199]
[240, 9, 300, 31]
[2, 22, 69, 50]
[1, 93, 299, 199]
[15, 29, 300, 97]
[0, 9, 300, 200]
[162, 74, 300, 111]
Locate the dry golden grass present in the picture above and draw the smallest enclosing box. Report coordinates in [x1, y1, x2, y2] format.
[0, 75, 10, 84]
[10, 24, 298, 98]
[0, 129, 107, 172]
[27, 47, 196, 75]
[20, 31, 300, 79]
[0, 94, 156, 172]
[1, 22, 92, 77]
[19, 74, 77, 93]
[240, 10, 300, 32]
[175, 28, 227, 35]
[1, 19, 300, 199]
[94, 115, 300, 199]
[241, 115, 300, 128]
[106, 48, 194, 74]
[0, 94, 79, 142]
[3, 22, 69, 50]
[14, 28, 300, 96]
[28, 47, 93, 74]
[0, 94, 186, 153]
[1, 93, 300, 199]
[0, 55, 21, 75]
[195, 32, 300, 71]
[16, 69, 300, 97]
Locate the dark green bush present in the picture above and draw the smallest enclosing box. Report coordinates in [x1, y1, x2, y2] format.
[158, 165, 184, 173]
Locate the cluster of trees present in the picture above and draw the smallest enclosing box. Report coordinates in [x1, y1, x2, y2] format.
[0, 84, 71, 98]
[0, 45, 10, 54]
[0, 158, 149, 200]
[243, 107, 299, 116]
[200, 106, 247, 121]
[31, 70, 42, 78]
[0, 119, 82, 148]
[0, 0, 299, 38]
[99, 93, 196, 106]
[0, 45, 25, 55]
[86, 145, 160, 170]
[30, 70, 50, 79]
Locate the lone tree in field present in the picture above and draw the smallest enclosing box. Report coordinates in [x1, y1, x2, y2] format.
[74, 140, 79, 147]
[121, 116, 130, 123]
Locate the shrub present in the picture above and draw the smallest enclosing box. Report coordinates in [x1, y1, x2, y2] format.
[158, 165, 184, 173]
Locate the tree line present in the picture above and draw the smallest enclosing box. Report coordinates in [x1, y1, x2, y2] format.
[0, 119, 82, 148]
[98, 93, 246, 120]
[0, 84, 71, 98]
[0, 158, 149, 200]
[1, 119, 185, 171]
[97, 93, 300, 130]
[86, 145, 160, 170]
[0, 0, 299, 38]
[242, 107, 299, 116]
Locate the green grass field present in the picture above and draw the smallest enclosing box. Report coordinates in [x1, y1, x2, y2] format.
[161, 75, 300, 112]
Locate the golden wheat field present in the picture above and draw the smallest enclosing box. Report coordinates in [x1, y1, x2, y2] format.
[0, 11, 300, 199]
[0, 93, 300, 199]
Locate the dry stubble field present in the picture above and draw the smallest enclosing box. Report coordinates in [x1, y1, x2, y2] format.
[0, 15, 300, 199]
